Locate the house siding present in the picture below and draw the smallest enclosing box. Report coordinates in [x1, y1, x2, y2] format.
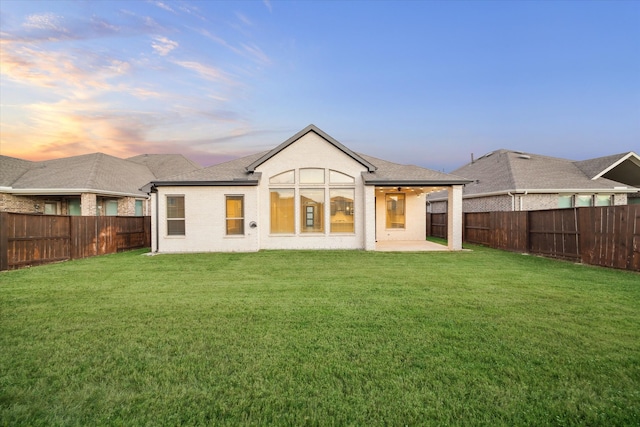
[155, 186, 260, 253]
[433, 192, 631, 213]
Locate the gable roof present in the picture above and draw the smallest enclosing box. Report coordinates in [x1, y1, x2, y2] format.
[149, 125, 471, 189]
[432, 149, 639, 200]
[1, 153, 202, 197]
[245, 124, 377, 173]
[574, 151, 640, 187]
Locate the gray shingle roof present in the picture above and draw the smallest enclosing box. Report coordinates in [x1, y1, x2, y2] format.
[0, 156, 33, 187]
[1, 152, 202, 196]
[149, 126, 470, 188]
[127, 154, 201, 179]
[151, 151, 267, 184]
[441, 149, 638, 199]
[358, 154, 471, 185]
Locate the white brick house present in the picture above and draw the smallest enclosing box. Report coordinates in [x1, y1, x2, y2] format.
[147, 125, 471, 252]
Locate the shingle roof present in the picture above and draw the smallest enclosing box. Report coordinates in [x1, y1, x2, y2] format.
[1, 152, 202, 196]
[150, 126, 470, 188]
[358, 154, 471, 185]
[574, 152, 640, 186]
[149, 151, 267, 186]
[437, 149, 638, 199]
[127, 154, 201, 179]
[0, 156, 34, 187]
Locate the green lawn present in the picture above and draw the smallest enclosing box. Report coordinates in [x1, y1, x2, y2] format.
[1, 246, 639, 426]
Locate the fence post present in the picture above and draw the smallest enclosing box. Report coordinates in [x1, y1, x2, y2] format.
[0, 212, 9, 271]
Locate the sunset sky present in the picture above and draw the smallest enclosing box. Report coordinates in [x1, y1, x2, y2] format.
[1, 0, 638, 172]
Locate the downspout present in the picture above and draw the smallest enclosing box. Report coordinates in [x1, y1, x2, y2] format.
[152, 186, 159, 253]
[507, 191, 528, 211]
[520, 191, 528, 211]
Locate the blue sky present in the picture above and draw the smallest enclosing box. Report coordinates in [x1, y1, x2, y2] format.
[1, 0, 638, 172]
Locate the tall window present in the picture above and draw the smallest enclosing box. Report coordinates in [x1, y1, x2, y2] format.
[269, 169, 355, 235]
[558, 195, 573, 208]
[167, 195, 185, 236]
[595, 195, 612, 206]
[106, 200, 118, 216]
[69, 198, 81, 216]
[330, 189, 354, 233]
[575, 195, 593, 207]
[386, 193, 405, 229]
[300, 189, 325, 233]
[226, 195, 244, 235]
[135, 200, 143, 216]
[270, 189, 295, 233]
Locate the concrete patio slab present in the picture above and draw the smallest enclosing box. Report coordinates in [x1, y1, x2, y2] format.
[375, 240, 450, 252]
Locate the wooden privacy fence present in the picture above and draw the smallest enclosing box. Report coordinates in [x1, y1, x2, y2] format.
[427, 205, 640, 271]
[0, 212, 151, 271]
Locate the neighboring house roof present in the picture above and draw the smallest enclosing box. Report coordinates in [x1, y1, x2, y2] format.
[0, 156, 34, 187]
[1, 152, 201, 197]
[429, 149, 639, 201]
[149, 125, 471, 189]
[127, 154, 202, 179]
[574, 152, 640, 187]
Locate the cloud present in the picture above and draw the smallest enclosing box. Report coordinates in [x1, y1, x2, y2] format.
[151, 36, 178, 56]
[196, 28, 271, 66]
[0, 43, 130, 92]
[148, 1, 175, 13]
[235, 12, 252, 27]
[23, 13, 68, 33]
[173, 60, 235, 84]
[263, 1, 273, 13]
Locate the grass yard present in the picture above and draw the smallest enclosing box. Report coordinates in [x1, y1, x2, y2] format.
[1, 246, 639, 426]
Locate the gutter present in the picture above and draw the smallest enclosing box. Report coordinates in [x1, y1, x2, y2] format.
[149, 179, 260, 187]
[1, 187, 149, 198]
[429, 187, 639, 202]
[364, 180, 472, 186]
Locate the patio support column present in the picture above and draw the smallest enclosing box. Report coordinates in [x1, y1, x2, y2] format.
[447, 185, 463, 250]
[363, 185, 376, 250]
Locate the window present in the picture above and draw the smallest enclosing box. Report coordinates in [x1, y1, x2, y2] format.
[330, 189, 354, 233]
[69, 198, 81, 216]
[44, 202, 58, 215]
[269, 168, 356, 235]
[386, 193, 405, 229]
[595, 195, 612, 206]
[226, 195, 244, 235]
[300, 168, 324, 184]
[330, 170, 354, 184]
[106, 200, 118, 216]
[558, 195, 573, 208]
[300, 189, 325, 232]
[270, 189, 294, 233]
[135, 200, 143, 216]
[167, 196, 185, 236]
[270, 170, 295, 184]
[575, 195, 593, 207]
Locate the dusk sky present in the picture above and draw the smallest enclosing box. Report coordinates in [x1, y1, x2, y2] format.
[1, 0, 638, 172]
